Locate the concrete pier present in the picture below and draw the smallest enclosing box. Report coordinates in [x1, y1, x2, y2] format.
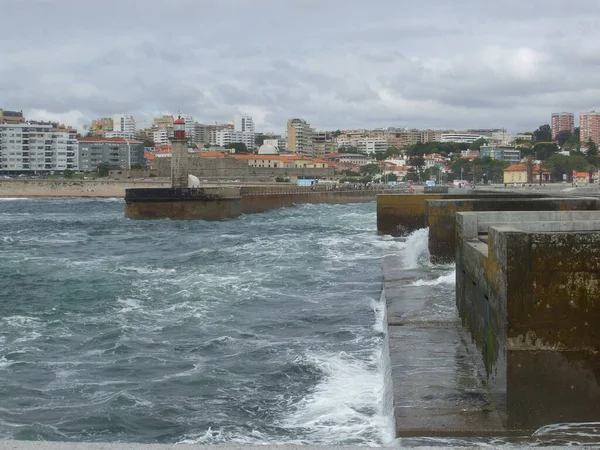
[426, 197, 600, 263]
[376, 191, 547, 236]
[456, 210, 600, 430]
[383, 257, 506, 437]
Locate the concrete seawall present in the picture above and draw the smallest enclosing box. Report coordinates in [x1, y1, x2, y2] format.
[0, 180, 170, 197]
[125, 189, 383, 220]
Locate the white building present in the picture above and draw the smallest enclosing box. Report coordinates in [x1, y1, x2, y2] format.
[440, 133, 486, 144]
[0, 122, 78, 173]
[337, 137, 387, 154]
[215, 130, 255, 150]
[111, 113, 136, 139]
[181, 114, 197, 145]
[234, 114, 255, 133]
[153, 129, 172, 146]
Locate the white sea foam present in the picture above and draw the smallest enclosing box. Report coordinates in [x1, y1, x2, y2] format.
[283, 348, 394, 446]
[401, 228, 429, 268]
[410, 269, 456, 286]
[116, 297, 142, 313]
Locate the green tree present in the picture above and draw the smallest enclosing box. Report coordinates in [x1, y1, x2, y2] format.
[585, 139, 599, 174]
[470, 138, 488, 150]
[533, 124, 552, 143]
[359, 163, 380, 176]
[563, 133, 580, 151]
[408, 157, 425, 181]
[131, 163, 143, 170]
[555, 130, 572, 147]
[142, 139, 155, 148]
[533, 142, 559, 160]
[225, 142, 248, 154]
[97, 162, 112, 177]
[545, 153, 589, 182]
[63, 169, 74, 178]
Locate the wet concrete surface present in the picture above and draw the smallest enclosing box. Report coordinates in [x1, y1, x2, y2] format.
[383, 255, 506, 437]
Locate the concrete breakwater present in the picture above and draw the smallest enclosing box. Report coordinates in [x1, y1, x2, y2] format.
[0, 179, 170, 197]
[379, 191, 600, 437]
[125, 186, 385, 220]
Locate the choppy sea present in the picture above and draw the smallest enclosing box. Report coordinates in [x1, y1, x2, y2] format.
[2, 198, 599, 447]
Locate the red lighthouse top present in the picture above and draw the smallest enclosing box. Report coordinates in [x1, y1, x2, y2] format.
[173, 116, 186, 139]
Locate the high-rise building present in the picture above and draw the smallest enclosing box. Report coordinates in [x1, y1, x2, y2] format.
[234, 114, 255, 133]
[580, 111, 600, 145]
[0, 109, 25, 124]
[110, 113, 136, 139]
[551, 112, 575, 139]
[0, 122, 78, 173]
[286, 118, 313, 156]
[89, 117, 113, 136]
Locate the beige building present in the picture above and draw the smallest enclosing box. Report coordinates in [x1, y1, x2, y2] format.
[287, 118, 314, 156]
[89, 117, 113, 136]
[312, 131, 335, 157]
[0, 109, 25, 124]
[152, 115, 174, 130]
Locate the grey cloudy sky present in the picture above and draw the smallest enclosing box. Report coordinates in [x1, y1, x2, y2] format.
[1, 0, 599, 134]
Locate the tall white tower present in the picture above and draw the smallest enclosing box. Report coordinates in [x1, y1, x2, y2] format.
[234, 114, 255, 133]
[112, 113, 136, 138]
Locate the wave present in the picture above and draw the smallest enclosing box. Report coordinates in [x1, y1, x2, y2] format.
[409, 270, 456, 286]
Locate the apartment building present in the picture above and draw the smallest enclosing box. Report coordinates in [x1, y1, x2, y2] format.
[0, 109, 25, 124]
[287, 118, 313, 156]
[312, 131, 335, 157]
[551, 112, 575, 139]
[153, 128, 172, 147]
[336, 137, 387, 154]
[0, 122, 78, 173]
[580, 111, 600, 145]
[78, 137, 144, 171]
[215, 129, 255, 149]
[479, 145, 521, 163]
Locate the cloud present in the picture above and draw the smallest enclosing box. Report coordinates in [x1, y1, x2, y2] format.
[1, 0, 599, 134]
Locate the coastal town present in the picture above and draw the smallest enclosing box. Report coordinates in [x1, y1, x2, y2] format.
[1, 108, 599, 187]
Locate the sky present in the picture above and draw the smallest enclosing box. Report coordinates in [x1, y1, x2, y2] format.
[1, 0, 599, 134]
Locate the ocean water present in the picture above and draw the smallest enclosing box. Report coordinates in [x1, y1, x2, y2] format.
[0, 198, 401, 446]
[3, 198, 599, 448]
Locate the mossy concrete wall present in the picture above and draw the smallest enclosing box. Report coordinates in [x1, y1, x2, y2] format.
[456, 211, 600, 430]
[427, 197, 600, 263]
[377, 192, 548, 236]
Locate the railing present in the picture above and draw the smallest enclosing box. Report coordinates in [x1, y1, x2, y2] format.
[239, 185, 398, 196]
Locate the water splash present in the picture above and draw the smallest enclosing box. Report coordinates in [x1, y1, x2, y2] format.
[401, 228, 429, 268]
[409, 269, 456, 286]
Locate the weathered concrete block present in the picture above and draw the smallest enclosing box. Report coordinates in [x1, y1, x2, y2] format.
[456, 211, 600, 430]
[377, 192, 545, 236]
[427, 197, 600, 263]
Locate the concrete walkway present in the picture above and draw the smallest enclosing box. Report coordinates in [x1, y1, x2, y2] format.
[383, 255, 506, 437]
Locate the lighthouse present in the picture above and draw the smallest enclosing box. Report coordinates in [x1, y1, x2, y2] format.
[171, 116, 188, 188]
